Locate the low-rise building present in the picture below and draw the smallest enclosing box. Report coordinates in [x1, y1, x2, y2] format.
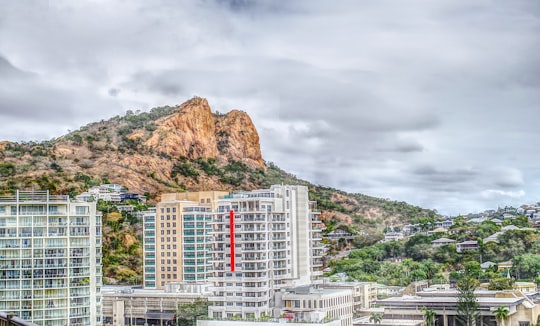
[321, 281, 378, 314]
[430, 238, 456, 247]
[377, 289, 540, 326]
[456, 240, 478, 253]
[274, 286, 354, 326]
[434, 220, 453, 229]
[480, 261, 496, 272]
[381, 232, 404, 243]
[376, 285, 404, 299]
[101, 283, 211, 326]
[326, 229, 356, 241]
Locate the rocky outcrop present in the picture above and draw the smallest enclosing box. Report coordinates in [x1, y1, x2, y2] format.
[145, 97, 264, 168]
[215, 109, 264, 168]
[145, 98, 219, 159]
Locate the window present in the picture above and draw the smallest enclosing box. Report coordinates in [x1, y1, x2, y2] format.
[75, 206, 88, 215]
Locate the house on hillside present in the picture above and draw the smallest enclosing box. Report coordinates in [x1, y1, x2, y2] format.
[456, 240, 478, 253]
[431, 238, 457, 247]
[381, 231, 404, 243]
[325, 229, 355, 241]
[434, 220, 454, 229]
[480, 261, 496, 272]
[484, 232, 502, 244]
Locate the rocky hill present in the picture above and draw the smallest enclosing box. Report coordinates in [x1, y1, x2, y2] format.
[0, 97, 438, 283]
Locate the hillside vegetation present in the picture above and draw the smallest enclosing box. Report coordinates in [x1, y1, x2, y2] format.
[0, 97, 439, 283]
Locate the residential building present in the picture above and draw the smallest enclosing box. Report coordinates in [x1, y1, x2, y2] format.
[102, 283, 211, 326]
[381, 232, 403, 243]
[0, 190, 102, 326]
[376, 285, 404, 299]
[480, 261, 496, 272]
[325, 229, 355, 241]
[142, 208, 157, 289]
[434, 220, 453, 229]
[483, 232, 502, 244]
[274, 286, 353, 326]
[207, 185, 325, 320]
[377, 289, 540, 326]
[430, 238, 456, 247]
[498, 261, 513, 273]
[150, 191, 228, 289]
[456, 240, 478, 253]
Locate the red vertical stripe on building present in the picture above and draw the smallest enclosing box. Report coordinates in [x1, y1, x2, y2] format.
[230, 209, 235, 272]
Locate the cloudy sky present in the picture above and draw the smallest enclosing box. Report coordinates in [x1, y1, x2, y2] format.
[1, 0, 539, 215]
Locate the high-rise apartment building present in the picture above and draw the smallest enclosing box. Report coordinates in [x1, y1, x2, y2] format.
[147, 191, 228, 289]
[208, 185, 324, 319]
[142, 207, 157, 289]
[0, 190, 102, 326]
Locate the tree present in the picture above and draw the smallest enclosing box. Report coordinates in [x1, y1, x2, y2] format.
[369, 312, 383, 324]
[456, 276, 480, 326]
[464, 261, 482, 280]
[488, 278, 515, 290]
[422, 306, 436, 326]
[493, 306, 509, 326]
[176, 299, 210, 326]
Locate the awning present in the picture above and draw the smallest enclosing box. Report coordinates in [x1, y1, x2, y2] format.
[144, 311, 175, 320]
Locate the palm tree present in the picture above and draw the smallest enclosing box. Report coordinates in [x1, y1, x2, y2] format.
[494, 306, 509, 326]
[369, 312, 383, 324]
[422, 306, 436, 326]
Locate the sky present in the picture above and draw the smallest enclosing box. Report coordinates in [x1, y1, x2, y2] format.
[0, 0, 539, 215]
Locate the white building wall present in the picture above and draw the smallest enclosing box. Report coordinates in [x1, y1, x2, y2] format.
[0, 190, 102, 326]
[208, 185, 322, 320]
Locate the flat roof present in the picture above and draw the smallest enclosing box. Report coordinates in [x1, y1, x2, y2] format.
[101, 286, 210, 298]
[378, 295, 522, 306]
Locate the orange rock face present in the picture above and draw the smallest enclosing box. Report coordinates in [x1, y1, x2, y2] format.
[145, 97, 264, 168]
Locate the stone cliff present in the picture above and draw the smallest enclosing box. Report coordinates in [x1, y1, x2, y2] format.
[145, 97, 264, 168]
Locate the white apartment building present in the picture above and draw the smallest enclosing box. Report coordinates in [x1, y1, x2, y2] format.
[208, 185, 325, 319]
[0, 190, 102, 326]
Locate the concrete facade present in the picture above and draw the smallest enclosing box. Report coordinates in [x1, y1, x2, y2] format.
[208, 185, 325, 319]
[377, 289, 540, 326]
[0, 190, 102, 326]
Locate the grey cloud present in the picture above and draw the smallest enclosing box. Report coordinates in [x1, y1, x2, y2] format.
[0, 0, 539, 214]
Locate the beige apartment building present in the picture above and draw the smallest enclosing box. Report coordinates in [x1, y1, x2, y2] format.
[148, 191, 228, 289]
